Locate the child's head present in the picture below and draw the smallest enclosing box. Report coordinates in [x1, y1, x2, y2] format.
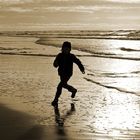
[61, 41, 71, 54]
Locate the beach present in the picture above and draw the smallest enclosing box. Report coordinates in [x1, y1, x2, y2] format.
[0, 32, 140, 140]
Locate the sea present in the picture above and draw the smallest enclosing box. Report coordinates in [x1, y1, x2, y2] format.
[1, 30, 140, 96]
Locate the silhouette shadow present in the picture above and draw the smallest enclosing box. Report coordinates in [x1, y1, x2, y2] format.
[0, 103, 43, 140]
[17, 125, 44, 140]
[53, 103, 76, 140]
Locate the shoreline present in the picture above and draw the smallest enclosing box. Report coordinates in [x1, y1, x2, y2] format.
[36, 38, 140, 61]
[1, 35, 140, 61]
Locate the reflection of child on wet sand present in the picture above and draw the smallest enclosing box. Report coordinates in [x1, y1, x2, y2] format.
[53, 103, 76, 139]
[52, 41, 85, 106]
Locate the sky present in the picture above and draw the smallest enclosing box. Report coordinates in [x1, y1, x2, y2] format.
[0, 0, 140, 31]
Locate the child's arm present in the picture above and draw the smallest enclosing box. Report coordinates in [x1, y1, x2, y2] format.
[53, 54, 59, 68]
[73, 55, 85, 74]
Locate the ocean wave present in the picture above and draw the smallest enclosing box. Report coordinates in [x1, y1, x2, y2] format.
[1, 51, 140, 61]
[1, 30, 140, 40]
[84, 77, 139, 96]
[36, 38, 140, 61]
[1, 31, 140, 61]
[0, 52, 56, 57]
[86, 68, 140, 78]
[120, 47, 140, 52]
[0, 47, 32, 51]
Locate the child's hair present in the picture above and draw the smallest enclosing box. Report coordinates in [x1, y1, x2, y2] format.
[62, 41, 71, 51]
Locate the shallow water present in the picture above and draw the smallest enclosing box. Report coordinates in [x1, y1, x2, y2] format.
[38, 37, 140, 60]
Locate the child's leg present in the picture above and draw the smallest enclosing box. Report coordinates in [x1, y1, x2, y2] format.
[53, 81, 63, 102]
[61, 76, 77, 98]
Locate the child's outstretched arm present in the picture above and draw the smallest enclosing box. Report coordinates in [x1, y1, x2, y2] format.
[73, 55, 85, 74]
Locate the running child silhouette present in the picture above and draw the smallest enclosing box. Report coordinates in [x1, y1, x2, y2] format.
[52, 41, 85, 106]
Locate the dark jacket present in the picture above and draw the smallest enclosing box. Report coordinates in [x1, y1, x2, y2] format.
[53, 53, 84, 77]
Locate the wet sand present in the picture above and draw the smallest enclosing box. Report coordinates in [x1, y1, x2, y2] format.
[0, 36, 140, 140]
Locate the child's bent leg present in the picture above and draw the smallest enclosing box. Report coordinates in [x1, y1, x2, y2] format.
[63, 84, 77, 98]
[63, 84, 77, 93]
[61, 76, 77, 98]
